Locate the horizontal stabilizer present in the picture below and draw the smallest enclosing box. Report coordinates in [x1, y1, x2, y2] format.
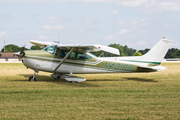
[51, 74, 86, 83]
[61, 75, 86, 83]
[138, 66, 166, 72]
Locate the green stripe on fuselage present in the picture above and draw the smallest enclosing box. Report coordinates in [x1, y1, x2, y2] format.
[120, 60, 161, 65]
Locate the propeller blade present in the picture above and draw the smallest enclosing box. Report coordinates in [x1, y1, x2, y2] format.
[20, 44, 25, 55]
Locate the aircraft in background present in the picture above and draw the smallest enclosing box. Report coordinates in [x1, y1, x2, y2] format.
[14, 38, 173, 83]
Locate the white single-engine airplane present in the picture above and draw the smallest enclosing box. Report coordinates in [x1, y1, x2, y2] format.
[14, 38, 173, 83]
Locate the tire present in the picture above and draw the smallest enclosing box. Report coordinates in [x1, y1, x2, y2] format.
[29, 76, 36, 81]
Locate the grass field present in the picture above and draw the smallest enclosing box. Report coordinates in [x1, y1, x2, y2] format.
[0, 63, 180, 120]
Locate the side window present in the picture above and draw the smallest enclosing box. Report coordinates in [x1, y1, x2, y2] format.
[69, 52, 76, 59]
[60, 51, 91, 60]
[77, 53, 92, 60]
[60, 50, 67, 58]
[55, 48, 59, 56]
[60, 51, 76, 59]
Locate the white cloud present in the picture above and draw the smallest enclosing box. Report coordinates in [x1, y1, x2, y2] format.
[0, 31, 8, 38]
[117, 29, 131, 35]
[110, 9, 119, 16]
[120, 0, 149, 7]
[2, 0, 180, 13]
[41, 25, 65, 30]
[158, 2, 180, 11]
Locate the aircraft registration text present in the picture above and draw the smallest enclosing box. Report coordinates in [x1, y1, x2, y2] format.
[103, 62, 134, 71]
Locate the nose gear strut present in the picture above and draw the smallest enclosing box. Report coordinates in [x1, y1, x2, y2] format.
[29, 71, 39, 82]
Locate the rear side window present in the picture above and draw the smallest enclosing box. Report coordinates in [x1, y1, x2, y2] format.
[77, 53, 92, 59]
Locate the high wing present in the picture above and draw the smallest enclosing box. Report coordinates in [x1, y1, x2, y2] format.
[57, 44, 120, 55]
[30, 40, 120, 55]
[30, 40, 59, 47]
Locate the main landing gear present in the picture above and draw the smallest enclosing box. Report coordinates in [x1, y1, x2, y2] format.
[29, 71, 38, 82]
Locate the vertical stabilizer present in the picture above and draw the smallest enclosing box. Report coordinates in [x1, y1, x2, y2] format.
[141, 39, 173, 62]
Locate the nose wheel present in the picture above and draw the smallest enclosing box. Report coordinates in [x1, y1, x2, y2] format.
[29, 71, 38, 82]
[29, 76, 36, 81]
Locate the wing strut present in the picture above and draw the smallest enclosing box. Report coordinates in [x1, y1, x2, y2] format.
[53, 48, 74, 73]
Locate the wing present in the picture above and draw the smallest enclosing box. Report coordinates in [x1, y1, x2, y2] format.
[30, 40, 59, 47]
[30, 40, 120, 55]
[57, 44, 120, 55]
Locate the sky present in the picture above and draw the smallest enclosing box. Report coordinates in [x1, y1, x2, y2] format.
[0, 0, 180, 51]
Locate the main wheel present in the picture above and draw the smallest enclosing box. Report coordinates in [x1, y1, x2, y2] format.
[29, 76, 36, 81]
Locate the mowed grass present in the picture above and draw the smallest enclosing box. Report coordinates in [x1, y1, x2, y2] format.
[0, 63, 180, 120]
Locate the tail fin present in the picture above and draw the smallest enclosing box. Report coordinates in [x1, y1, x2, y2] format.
[141, 39, 173, 62]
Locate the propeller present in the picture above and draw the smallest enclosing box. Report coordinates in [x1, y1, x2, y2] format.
[14, 44, 26, 58]
[20, 46, 25, 54]
[20, 44, 26, 57]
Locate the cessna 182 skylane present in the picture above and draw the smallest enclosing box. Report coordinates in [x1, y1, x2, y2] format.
[14, 38, 173, 83]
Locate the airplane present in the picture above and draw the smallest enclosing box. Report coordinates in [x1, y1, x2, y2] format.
[14, 38, 173, 83]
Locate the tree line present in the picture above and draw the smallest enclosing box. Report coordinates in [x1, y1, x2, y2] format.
[1, 44, 43, 52]
[1, 44, 180, 58]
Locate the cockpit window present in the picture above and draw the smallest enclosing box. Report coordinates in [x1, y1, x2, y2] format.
[77, 53, 92, 59]
[43, 45, 57, 55]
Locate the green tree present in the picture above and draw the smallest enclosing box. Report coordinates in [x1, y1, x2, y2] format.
[133, 52, 142, 56]
[127, 48, 137, 56]
[30, 45, 43, 50]
[1, 44, 21, 52]
[165, 48, 179, 58]
[177, 50, 180, 58]
[138, 48, 150, 55]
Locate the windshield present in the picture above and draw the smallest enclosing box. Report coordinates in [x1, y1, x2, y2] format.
[43, 45, 57, 54]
